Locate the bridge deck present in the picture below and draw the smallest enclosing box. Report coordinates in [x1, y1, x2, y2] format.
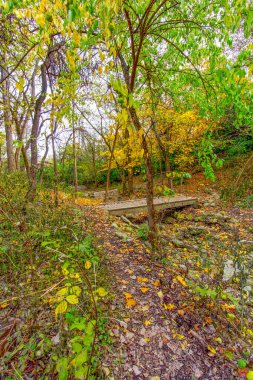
[103, 195, 197, 216]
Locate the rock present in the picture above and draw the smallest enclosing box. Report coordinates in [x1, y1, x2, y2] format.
[243, 286, 252, 292]
[51, 332, 60, 345]
[194, 367, 204, 379]
[102, 366, 110, 376]
[132, 365, 142, 376]
[115, 231, 132, 241]
[186, 226, 207, 236]
[171, 238, 185, 248]
[125, 331, 134, 340]
[139, 338, 147, 346]
[222, 260, 235, 282]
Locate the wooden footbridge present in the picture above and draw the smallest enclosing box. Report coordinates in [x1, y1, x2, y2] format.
[103, 195, 197, 216]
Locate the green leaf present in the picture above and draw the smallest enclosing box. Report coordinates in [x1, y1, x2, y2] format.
[72, 342, 83, 354]
[55, 300, 67, 316]
[96, 287, 108, 297]
[66, 295, 79, 304]
[75, 365, 88, 379]
[75, 350, 88, 367]
[57, 288, 68, 297]
[56, 357, 68, 380]
[238, 359, 248, 369]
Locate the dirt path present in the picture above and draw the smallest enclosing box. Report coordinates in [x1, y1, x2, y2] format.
[82, 205, 240, 380]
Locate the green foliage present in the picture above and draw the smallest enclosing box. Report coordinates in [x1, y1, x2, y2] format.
[163, 186, 175, 197]
[198, 132, 224, 181]
[236, 195, 253, 209]
[137, 223, 149, 240]
[237, 358, 248, 369]
[0, 172, 109, 379]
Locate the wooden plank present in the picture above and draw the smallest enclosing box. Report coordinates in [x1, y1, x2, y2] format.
[103, 196, 197, 216]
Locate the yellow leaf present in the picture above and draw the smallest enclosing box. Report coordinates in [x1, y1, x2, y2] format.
[140, 287, 149, 293]
[98, 66, 103, 75]
[71, 286, 82, 296]
[144, 320, 151, 326]
[176, 275, 187, 287]
[0, 303, 9, 309]
[173, 333, 185, 340]
[66, 295, 79, 304]
[207, 345, 216, 355]
[124, 292, 136, 308]
[70, 273, 80, 279]
[35, 13, 46, 27]
[62, 267, 69, 275]
[56, 287, 68, 297]
[97, 287, 108, 297]
[152, 280, 160, 287]
[150, 377, 160, 380]
[126, 298, 136, 308]
[55, 300, 67, 315]
[137, 277, 148, 283]
[163, 303, 175, 310]
[73, 30, 81, 46]
[157, 291, 163, 299]
[85, 260, 92, 270]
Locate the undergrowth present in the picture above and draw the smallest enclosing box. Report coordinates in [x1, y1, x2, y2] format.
[0, 172, 110, 379]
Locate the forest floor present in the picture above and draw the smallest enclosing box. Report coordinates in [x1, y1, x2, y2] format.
[0, 174, 253, 379]
[79, 189, 253, 380]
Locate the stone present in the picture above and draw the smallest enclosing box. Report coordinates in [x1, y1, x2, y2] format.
[223, 260, 235, 282]
[133, 365, 142, 376]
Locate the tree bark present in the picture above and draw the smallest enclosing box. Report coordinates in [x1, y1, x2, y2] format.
[52, 131, 59, 206]
[1, 60, 15, 171]
[129, 106, 156, 239]
[151, 120, 173, 189]
[26, 60, 48, 201]
[73, 121, 78, 195]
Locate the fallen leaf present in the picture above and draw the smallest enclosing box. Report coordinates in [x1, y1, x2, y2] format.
[163, 303, 175, 310]
[176, 275, 187, 287]
[208, 344, 216, 355]
[157, 291, 164, 299]
[140, 287, 149, 293]
[137, 276, 148, 283]
[173, 333, 185, 340]
[125, 293, 136, 308]
[0, 303, 9, 309]
[144, 320, 152, 326]
[152, 280, 160, 287]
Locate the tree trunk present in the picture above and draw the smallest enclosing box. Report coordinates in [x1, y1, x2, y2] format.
[26, 60, 48, 201]
[151, 120, 173, 189]
[52, 133, 59, 206]
[91, 145, 98, 188]
[128, 167, 134, 195]
[105, 159, 111, 202]
[122, 169, 127, 195]
[73, 123, 78, 195]
[1, 63, 15, 171]
[129, 106, 156, 240]
[39, 134, 51, 184]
